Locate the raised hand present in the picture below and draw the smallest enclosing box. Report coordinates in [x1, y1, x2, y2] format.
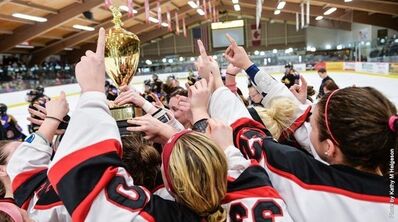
[75, 27, 106, 93]
[289, 74, 308, 104]
[36, 91, 70, 141]
[46, 91, 69, 121]
[226, 63, 241, 76]
[195, 40, 212, 81]
[207, 119, 234, 150]
[224, 34, 253, 70]
[114, 87, 146, 107]
[127, 114, 177, 144]
[188, 76, 213, 123]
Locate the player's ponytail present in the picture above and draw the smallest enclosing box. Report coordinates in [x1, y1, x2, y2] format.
[317, 87, 398, 176]
[167, 132, 228, 221]
[207, 207, 227, 222]
[256, 97, 297, 140]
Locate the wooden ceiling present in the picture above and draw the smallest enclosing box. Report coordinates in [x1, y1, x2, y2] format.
[0, 0, 396, 63]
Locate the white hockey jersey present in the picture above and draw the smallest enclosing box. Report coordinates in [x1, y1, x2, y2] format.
[7, 133, 71, 222]
[47, 91, 293, 222]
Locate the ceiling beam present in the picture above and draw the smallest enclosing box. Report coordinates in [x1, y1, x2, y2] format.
[223, 4, 352, 31]
[76, 17, 101, 25]
[0, 0, 11, 7]
[0, 0, 104, 52]
[353, 11, 398, 31]
[29, 0, 170, 64]
[9, 0, 58, 14]
[0, 29, 12, 34]
[236, 0, 350, 23]
[0, 13, 34, 24]
[308, 0, 398, 16]
[41, 34, 63, 40]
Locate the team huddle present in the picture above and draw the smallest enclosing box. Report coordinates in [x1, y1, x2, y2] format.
[0, 28, 397, 222]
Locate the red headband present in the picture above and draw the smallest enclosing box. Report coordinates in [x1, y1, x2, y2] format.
[324, 89, 340, 145]
[0, 202, 23, 222]
[162, 129, 192, 194]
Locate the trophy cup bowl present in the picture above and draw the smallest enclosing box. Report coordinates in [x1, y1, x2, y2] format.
[105, 6, 140, 131]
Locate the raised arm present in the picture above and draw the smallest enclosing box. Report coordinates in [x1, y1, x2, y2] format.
[7, 92, 69, 207]
[47, 28, 153, 222]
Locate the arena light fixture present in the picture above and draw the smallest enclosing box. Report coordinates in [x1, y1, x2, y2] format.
[260, 51, 265, 56]
[344, 0, 352, 2]
[179, 57, 184, 62]
[234, 4, 241, 11]
[12, 13, 47, 22]
[64, 47, 73, 51]
[16, 44, 34, 49]
[211, 20, 244, 29]
[188, 1, 198, 9]
[73, 24, 95, 31]
[274, 10, 281, 15]
[325, 44, 332, 50]
[190, 57, 195, 62]
[272, 49, 278, 53]
[197, 8, 205, 16]
[148, 17, 159, 23]
[254, 50, 259, 55]
[145, 60, 152, 65]
[277, 1, 286, 10]
[324, 7, 337, 15]
[232, 0, 239, 4]
[212, 55, 218, 60]
[161, 22, 169, 27]
[119, 5, 138, 14]
[315, 16, 323, 21]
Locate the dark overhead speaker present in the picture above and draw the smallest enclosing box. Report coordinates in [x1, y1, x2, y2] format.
[83, 11, 93, 20]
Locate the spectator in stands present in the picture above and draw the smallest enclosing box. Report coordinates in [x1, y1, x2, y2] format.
[150, 74, 163, 95]
[316, 68, 334, 99]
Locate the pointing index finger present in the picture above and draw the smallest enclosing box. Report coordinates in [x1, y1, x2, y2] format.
[197, 39, 208, 59]
[226, 33, 237, 48]
[96, 27, 106, 56]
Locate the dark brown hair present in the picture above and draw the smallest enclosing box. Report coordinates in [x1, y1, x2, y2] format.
[121, 133, 161, 190]
[0, 140, 12, 198]
[323, 80, 339, 92]
[0, 211, 14, 222]
[317, 87, 397, 175]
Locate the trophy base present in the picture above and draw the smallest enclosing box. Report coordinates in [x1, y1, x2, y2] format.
[110, 105, 143, 136]
[110, 104, 135, 121]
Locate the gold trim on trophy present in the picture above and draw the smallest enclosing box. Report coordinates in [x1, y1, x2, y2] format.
[105, 6, 140, 122]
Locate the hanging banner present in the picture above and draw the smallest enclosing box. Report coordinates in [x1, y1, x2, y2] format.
[183, 16, 187, 37]
[105, 0, 112, 8]
[251, 24, 261, 46]
[157, 1, 162, 27]
[208, 0, 212, 21]
[203, 0, 207, 18]
[145, 0, 150, 23]
[256, 0, 263, 30]
[175, 11, 180, 35]
[167, 7, 172, 31]
[127, 0, 133, 17]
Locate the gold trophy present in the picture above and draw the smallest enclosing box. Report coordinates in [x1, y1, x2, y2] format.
[105, 6, 140, 127]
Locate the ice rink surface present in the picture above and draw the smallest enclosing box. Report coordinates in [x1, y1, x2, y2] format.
[3, 71, 398, 135]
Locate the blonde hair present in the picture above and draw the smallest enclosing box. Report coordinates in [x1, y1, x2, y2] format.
[256, 97, 297, 140]
[168, 132, 227, 222]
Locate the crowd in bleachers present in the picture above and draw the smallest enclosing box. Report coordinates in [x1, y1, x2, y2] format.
[0, 56, 75, 93]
